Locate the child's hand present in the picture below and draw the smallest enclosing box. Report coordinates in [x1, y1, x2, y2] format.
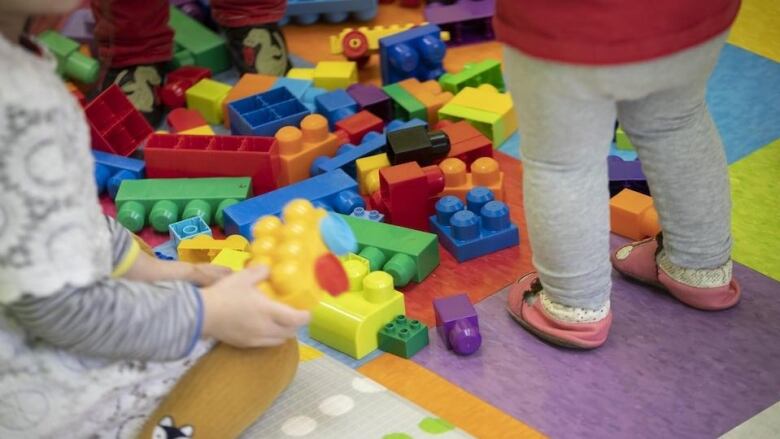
[187, 263, 231, 287]
[200, 266, 311, 348]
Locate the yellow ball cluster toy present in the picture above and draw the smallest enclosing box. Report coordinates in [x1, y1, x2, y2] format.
[249, 199, 358, 310]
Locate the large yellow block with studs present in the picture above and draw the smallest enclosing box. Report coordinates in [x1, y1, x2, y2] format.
[309, 253, 405, 359]
[355, 153, 390, 195]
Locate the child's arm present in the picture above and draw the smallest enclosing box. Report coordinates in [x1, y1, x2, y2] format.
[104, 215, 230, 287]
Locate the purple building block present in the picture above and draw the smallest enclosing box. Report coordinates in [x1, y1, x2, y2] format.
[434, 293, 481, 355]
[424, 0, 495, 46]
[608, 156, 649, 196]
[347, 84, 394, 122]
[59, 8, 95, 44]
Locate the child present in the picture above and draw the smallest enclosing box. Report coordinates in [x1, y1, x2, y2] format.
[91, 0, 292, 124]
[497, 0, 742, 348]
[0, 2, 310, 437]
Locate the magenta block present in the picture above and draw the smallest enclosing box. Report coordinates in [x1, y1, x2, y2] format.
[434, 293, 481, 355]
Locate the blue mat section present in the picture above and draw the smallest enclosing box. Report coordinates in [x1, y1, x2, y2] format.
[707, 44, 780, 163]
[497, 131, 638, 161]
[497, 43, 780, 165]
[297, 326, 383, 369]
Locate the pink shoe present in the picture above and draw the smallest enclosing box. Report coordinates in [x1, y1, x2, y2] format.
[506, 272, 612, 349]
[611, 234, 741, 311]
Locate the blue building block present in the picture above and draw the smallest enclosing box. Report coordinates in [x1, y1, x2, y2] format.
[379, 24, 446, 85]
[92, 150, 145, 199]
[429, 188, 519, 262]
[153, 239, 178, 260]
[168, 216, 212, 247]
[350, 207, 384, 222]
[310, 118, 427, 177]
[222, 169, 364, 238]
[281, 0, 378, 26]
[315, 89, 359, 129]
[271, 77, 325, 113]
[228, 87, 310, 136]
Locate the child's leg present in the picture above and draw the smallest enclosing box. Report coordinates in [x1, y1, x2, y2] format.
[210, 0, 291, 75]
[91, 0, 172, 69]
[137, 339, 299, 438]
[617, 54, 731, 269]
[504, 47, 617, 311]
[91, 0, 170, 124]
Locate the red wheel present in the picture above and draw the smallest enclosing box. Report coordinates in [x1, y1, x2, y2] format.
[342, 30, 369, 60]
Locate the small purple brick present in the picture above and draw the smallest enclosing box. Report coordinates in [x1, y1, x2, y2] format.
[434, 293, 481, 355]
[347, 83, 394, 122]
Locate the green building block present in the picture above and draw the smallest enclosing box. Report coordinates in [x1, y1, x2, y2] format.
[37, 30, 99, 83]
[169, 7, 231, 73]
[185, 78, 232, 124]
[115, 177, 251, 232]
[438, 85, 518, 146]
[378, 315, 429, 358]
[439, 59, 505, 94]
[383, 83, 427, 121]
[615, 126, 635, 151]
[339, 214, 439, 287]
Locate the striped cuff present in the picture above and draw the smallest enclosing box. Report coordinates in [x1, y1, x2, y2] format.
[111, 238, 140, 278]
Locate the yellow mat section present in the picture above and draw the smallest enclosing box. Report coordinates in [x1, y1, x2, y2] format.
[729, 0, 780, 62]
[730, 138, 780, 281]
[358, 354, 545, 439]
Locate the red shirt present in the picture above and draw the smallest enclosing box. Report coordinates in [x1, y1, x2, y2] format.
[494, 0, 741, 65]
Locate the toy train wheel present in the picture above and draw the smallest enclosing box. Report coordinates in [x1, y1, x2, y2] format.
[342, 30, 369, 60]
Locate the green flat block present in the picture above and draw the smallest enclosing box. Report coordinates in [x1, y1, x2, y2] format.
[169, 7, 231, 73]
[378, 315, 429, 358]
[115, 177, 251, 232]
[339, 214, 439, 286]
[383, 83, 427, 121]
[615, 126, 635, 151]
[37, 30, 99, 83]
[439, 59, 505, 94]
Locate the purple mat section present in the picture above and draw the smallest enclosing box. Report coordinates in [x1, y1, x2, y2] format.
[413, 236, 780, 439]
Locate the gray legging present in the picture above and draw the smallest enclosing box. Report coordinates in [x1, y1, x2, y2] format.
[504, 32, 732, 309]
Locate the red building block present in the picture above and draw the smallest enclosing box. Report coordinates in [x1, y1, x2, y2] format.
[144, 133, 280, 195]
[436, 120, 493, 168]
[85, 84, 153, 156]
[159, 66, 212, 108]
[370, 161, 445, 230]
[166, 108, 208, 133]
[333, 110, 385, 145]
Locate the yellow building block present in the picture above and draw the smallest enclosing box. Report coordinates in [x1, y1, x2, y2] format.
[210, 248, 250, 271]
[438, 84, 518, 146]
[287, 68, 315, 80]
[329, 24, 416, 56]
[178, 234, 249, 263]
[313, 61, 358, 91]
[185, 78, 232, 125]
[309, 253, 405, 359]
[355, 153, 390, 195]
[179, 125, 215, 136]
[249, 199, 355, 310]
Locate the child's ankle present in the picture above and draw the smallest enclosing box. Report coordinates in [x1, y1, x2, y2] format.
[537, 291, 610, 323]
[656, 249, 731, 288]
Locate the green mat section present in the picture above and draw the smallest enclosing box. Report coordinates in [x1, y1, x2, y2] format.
[729, 138, 780, 281]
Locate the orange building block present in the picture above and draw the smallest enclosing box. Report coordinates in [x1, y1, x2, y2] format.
[222, 73, 277, 127]
[398, 78, 453, 124]
[274, 114, 345, 186]
[437, 120, 493, 169]
[609, 189, 661, 240]
[438, 157, 504, 202]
